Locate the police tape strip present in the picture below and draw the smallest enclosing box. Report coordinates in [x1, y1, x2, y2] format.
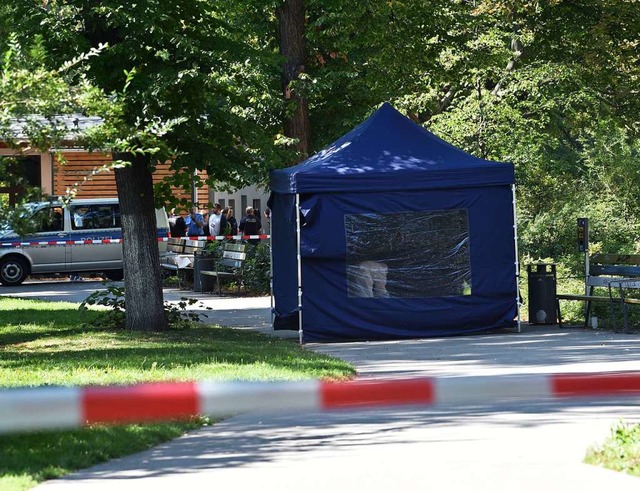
[0, 235, 270, 248]
[2, 372, 640, 433]
[182, 234, 270, 241]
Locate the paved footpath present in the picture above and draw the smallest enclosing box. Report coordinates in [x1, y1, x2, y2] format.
[4, 281, 640, 490]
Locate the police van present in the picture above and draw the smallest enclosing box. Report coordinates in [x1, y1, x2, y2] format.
[0, 198, 169, 286]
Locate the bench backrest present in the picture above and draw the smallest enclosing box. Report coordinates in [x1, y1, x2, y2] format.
[220, 242, 247, 269]
[587, 254, 640, 287]
[590, 254, 640, 276]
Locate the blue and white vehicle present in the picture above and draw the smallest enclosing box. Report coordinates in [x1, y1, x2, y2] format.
[0, 198, 169, 286]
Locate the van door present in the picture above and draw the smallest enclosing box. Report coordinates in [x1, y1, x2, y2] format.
[27, 205, 70, 274]
[68, 203, 122, 270]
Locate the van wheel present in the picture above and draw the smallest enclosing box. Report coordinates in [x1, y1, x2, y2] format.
[0, 256, 29, 286]
[103, 270, 124, 281]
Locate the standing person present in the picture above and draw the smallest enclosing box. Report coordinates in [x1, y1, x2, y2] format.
[239, 206, 262, 245]
[202, 212, 210, 237]
[263, 208, 271, 233]
[173, 210, 188, 237]
[227, 208, 238, 235]
[219, 207, 230, 236]
[208, 203, 222, 237]
[185, 206, 205, 237]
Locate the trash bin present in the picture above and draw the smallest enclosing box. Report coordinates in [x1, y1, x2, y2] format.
[527, 263, 557, 324]
[193, 251, 216, 292]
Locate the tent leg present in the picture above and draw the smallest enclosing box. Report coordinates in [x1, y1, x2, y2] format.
[512, 184, 521, 333]
[295, 193, 304, 344]
[268, 213, 274, 328]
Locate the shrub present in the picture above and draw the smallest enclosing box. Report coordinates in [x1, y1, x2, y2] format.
[79, 284, 211, 329]
[241, 241, 271, 294]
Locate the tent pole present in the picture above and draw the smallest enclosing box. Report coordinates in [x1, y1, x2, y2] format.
[511, 184, 521, 333]
[295, 193, 304, 344]
[268, 211, 274, 328]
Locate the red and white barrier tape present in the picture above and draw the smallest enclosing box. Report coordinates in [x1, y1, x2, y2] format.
[0, 235, 269, 248]
[2, 372, 640, 433]
[0, 239, 129, 247]
[180, 234, 270, 241]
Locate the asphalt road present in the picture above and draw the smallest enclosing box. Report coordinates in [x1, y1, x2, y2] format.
[3, 280, 640, 490]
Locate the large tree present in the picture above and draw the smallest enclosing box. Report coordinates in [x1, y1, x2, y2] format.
[3, 1, 286, 330]
[276, 0, 311, 160]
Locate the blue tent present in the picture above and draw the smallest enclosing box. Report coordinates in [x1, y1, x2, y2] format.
[269, 103, 519, 342]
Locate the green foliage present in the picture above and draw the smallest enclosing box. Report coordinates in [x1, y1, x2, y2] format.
[204, 239, 225, 257]
[585, 422, 640, 477]
[79, 284, 212, 329]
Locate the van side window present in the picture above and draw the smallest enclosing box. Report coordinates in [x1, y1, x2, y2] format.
[33, 206, 64, 233]
[70, 204, 119, 230]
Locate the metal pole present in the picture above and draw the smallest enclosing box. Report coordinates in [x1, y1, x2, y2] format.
[295, 194, 303, 344]
[584, 250, 590, 297]
[191, 169, 198, 205]
[268, 207, 274, 327]
[511, 184, 521, 333]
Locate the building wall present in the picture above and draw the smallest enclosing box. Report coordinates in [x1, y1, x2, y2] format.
[52, 151, 208, 204]
[209, 185, 270, 218]
[2, 146, 269, 214]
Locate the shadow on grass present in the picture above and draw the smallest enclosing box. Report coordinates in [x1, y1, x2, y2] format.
[0, 306, 101, 345]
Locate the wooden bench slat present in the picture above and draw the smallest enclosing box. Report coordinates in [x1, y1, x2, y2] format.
[223, 251, 246, 261]
[591, 264, 640, 276]
[224, 243, 246, 252]
[556, 294, 610, 302]
[591, 254, 640, 265]
[201, 271, 235, 277]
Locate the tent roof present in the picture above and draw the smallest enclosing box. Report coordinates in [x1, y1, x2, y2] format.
[270, 103, 514, 194]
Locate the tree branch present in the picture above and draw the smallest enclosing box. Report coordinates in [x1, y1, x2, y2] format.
[492, 37, 523, 96]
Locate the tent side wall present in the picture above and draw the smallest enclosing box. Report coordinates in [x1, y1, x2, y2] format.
[270, 192, 301, 330]
[269, 104, 518, 342]
[291, 186, 517, 342]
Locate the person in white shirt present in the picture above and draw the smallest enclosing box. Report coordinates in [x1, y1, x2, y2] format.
[208, 203, 222, 236]
[73, 207, 87, 229]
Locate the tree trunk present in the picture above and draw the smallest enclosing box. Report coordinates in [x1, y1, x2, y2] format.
[114, 152, 168, 331]
[276, 0, 311, 161]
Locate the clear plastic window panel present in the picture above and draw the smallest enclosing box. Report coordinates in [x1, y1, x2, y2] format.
[345, 209, 472, 298]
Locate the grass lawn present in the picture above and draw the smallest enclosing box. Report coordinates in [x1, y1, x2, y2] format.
[0, 296, 356, 490]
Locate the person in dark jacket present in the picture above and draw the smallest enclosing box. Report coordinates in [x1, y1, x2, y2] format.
[219, 207, 230, 236]
[239, 206, 262, 245]
[170, 210, 188, 237]
[174, 215, 187, 237]
[227, 208, 238, 235]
